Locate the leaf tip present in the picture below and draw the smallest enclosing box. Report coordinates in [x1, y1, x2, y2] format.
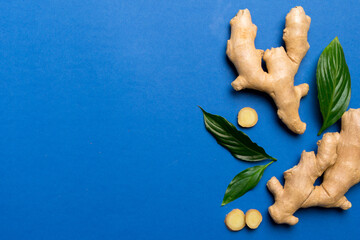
[318, 125, 326, 136]
[331, 36, 340, 45]
[198, 106, 207, 115]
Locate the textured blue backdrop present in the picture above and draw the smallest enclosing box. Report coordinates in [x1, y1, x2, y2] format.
[1, 0, 360, 239]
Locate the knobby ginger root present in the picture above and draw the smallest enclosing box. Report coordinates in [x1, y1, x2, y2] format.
[267, 109, 360, 225]
[225, 209, 245, 231]
[227, 6, 311, 134]
[245, 209, 262, 229]
[238, 107, 258, 128]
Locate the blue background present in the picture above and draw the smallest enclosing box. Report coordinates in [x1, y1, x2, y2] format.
[1, 0, 360, 239]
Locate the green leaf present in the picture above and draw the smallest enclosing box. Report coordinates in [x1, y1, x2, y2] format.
[200, 107, 276, 162]
[221, 161, 273, 206]
[317, 37, 351, 135]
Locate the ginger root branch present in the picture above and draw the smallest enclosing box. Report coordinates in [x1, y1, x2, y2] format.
[227, 6, 311, 134]
[268, 109, 360, 225]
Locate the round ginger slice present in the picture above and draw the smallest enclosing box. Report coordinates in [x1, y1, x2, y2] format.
[245, 209, 262, 229]
[237, 107, 258, 128]
[225, 209, 245, 231]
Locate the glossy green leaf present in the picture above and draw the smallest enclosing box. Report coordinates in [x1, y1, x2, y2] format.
[317, 37, 351, 135]
[200, 107, 276, 162]
[221, 161, 273, 206]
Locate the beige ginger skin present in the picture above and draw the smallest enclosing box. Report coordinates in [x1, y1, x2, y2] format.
[227, 6, 311, 134]
[267, 109, 360, 225]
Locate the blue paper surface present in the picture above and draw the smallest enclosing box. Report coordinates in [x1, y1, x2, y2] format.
[1, 0, 360, 239]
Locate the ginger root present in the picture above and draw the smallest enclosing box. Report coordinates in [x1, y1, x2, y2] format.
[238, 107, 258, 128]
[225, 209, 245, 231]
[267, 109, 360, 225]
[245, 209, 262, 229]
[227, 6, 311, 134]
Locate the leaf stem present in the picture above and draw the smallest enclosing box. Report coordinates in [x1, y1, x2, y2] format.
[265, 161, 275, 168]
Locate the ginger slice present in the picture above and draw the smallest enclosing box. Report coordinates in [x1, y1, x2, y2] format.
[238, 107, 258, 128]
[245, 209, 262, 229]
[225, 209, 245, 231]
